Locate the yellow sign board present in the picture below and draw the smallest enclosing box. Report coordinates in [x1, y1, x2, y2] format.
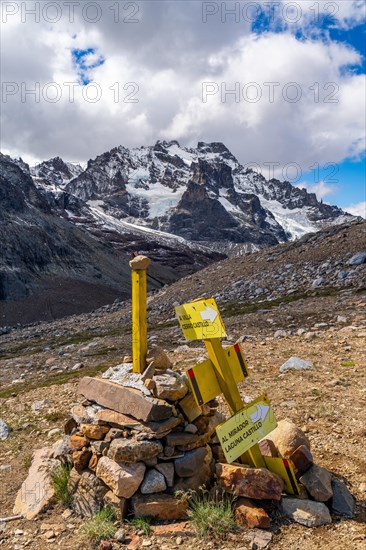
[175, 299, 226, 341]
[216, 394, 277, 463]
[263, 456, 300, 495]
[187, 344, 250, 406]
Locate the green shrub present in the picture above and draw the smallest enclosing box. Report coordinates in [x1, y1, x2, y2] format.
[188, 489, 236, 538]
[129, 516, 153, 535]
[81, 506, 117, 545]
[51, 463, 72, 508]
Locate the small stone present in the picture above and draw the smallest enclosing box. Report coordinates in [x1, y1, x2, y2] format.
[62, 509, 73, 519]
[146, 346, 172, 372]
[96, 456, 145, 498]
[142, 540, 152, 547]
[108, 438, 163, 463]
[104, 491, 128, 520]
[279, 357, 313, 373]
[248, 529, 273, 549]
[184, 423, 198, 434]
[99, 541, 112, 550]
[174, 447, 209, 478]
[114, 528, 126, 542]
[166, 432, 200, 447]
[81, 424, 109, 440]
[176, 536, 183, 545]
[258, 439, 279, 457]
[153, 372, 188, 401]
[348, 252, 366, 266]
[64, 418, 77, 435]
[234, 498, 270, 529]
[129, 255, 151, 270]
[140, 469, 167, 494]
[69, 434, 88, 451]
[0, 419, 11, 440]
[31, 400, 49, 412]
[47, 428, 61, 438]
[331, 478, 355, 517]
[289, 445, 314, 478]
[178, 393, 202, 422]
[73, 448, 92, 473]
[155, 462, 175, 487]
[88, 453, 99, 471]
[280, 497, 332, 527]
[274, 330, 287, 339]
[265, 419, 311, 458]
[132, 493, 189, 520]
[216, 463, 284, 500]
[300, 465, 333, 502]
[72, 363, 84, 371]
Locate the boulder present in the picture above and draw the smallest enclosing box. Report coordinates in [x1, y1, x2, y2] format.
[78, 377, 174, 422]
[108, 438, 163, 463]
[69, 435, 88, 451]
[279, 357, 313, 373]
[96, 457, 145, 498]
[95, 409, 182, 436]
[216, 463, 284, 500]
[265, 419, 310, 458]
[73, 470, 109, 517]
[166, 432, 200, 447]
[300, 465, 333, 502]
[331, 478, 355, 518]
[280, 497, 332, 527]
[13, 448, 58, 519]
[234, 498, 270, 529]
[174, 446, 213, 491]
[348, 252, 366, 266]
[153, 372, 188, 401]
[258, 439, 279, 457]
[131, 494, 189, 520]
[178, 392, 202, 422]
[140, 469, 167, 494]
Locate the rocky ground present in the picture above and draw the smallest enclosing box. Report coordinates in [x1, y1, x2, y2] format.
[0, 221, 365, 549]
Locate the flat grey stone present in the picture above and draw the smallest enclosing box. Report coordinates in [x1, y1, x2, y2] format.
[280, 497, 332, 527]
[280, 356, 313, 373]
[140, 469, 166, 494]
[0, 419, 11, 440]
[348, 252, 366, 266]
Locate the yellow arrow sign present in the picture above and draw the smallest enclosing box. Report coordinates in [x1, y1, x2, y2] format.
[216, 394, 277, 463]
[175, 299, 226, 341]
[187, 344, 250, 406]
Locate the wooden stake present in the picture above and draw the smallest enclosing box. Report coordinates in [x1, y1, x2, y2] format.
[130, 255, 150, 373]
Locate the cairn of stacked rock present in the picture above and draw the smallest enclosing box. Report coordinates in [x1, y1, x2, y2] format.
[51, 348, 225, 520]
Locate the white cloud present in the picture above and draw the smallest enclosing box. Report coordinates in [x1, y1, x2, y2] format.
[345, 201, 366, 218]
[297, 180, 338, 200]
[0, 1, 365, 182]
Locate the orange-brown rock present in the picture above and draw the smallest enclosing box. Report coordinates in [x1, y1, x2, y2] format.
[88, 453, 99, 472]
[234, 498, 271, 529]
[69, 434, 88, 451]
[131, 493, 189, 520]
[216, 463, 284, 500]
[290, 445, 314, 478]
[129, 255, 151, 270]
[103, 490, 128, 519]
[73, 448, 92, 473]
[80, 424, 109, 440]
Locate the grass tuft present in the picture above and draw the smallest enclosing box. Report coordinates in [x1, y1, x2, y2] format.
[186, 489, 237, 538]
[51, 463, 72, 508]
[81, 506, 117, 545]
[129, 516, 153, 535]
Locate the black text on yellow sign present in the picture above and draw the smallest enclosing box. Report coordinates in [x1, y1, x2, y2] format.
[216, 394, 277, 463]
[187, 343, 250, 406]
[175, 298, 227, 341]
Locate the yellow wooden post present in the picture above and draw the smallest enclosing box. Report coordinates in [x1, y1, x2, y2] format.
[129, 255, 150, 373]
[205, 338, 266, 468]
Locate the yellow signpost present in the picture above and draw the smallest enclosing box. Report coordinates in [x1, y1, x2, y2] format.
[130, 255, 150, 374]
[175, 298, 265, 469]
[216, 394, 277, 463]
[263, 456, 301, 495]
[187, 343, 250, 406]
